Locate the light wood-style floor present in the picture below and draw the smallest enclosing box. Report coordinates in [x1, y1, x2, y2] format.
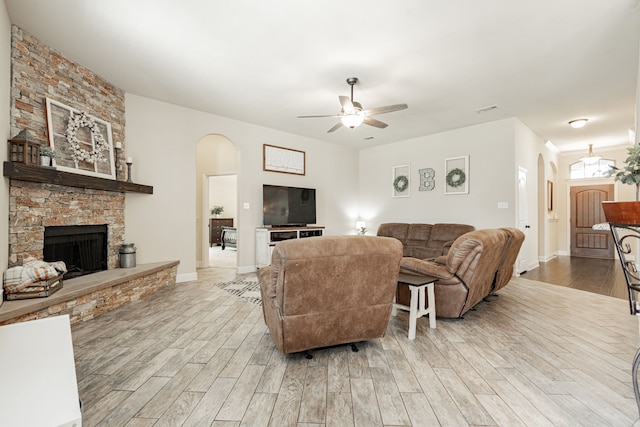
[72, 257, 640, 426]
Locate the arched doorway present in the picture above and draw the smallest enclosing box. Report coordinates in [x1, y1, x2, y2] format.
[195, 135, 238, 270]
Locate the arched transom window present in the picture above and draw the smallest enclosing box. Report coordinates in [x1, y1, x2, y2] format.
[569, 158, 614, 179]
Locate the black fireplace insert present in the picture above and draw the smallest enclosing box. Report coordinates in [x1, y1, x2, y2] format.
[43, 225, 108, 279]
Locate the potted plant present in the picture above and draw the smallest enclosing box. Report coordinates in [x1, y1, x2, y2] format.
[39, 146, 56, 167]
[606, 144, 640, 201]
[211, 206, 224, 218]
[602, 143, 640, 224]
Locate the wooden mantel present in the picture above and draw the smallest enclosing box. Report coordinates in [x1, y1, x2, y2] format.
[3, 161, 153, 194]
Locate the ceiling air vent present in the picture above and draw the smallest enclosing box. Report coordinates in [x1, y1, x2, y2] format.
[475, 105, 499, 114]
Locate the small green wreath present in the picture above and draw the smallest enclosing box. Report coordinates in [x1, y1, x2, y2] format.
[393, 175, 409, 192]
[446, 168, 466, 188]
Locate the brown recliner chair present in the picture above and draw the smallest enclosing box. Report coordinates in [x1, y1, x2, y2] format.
[491, 227, 525, 293]
[398, 228, 510, 318]
[257, 235, 403, 354]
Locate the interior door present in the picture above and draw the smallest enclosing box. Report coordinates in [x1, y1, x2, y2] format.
[570, 184, 614, 258]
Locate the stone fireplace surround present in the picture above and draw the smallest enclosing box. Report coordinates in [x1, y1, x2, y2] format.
[2, 171, 177, 326]
[9, 180, 124, 268]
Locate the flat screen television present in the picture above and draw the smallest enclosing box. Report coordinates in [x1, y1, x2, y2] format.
[263, 184, 316, 227]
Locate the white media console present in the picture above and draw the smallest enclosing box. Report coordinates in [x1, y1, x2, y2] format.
[255, 226, 325, 267]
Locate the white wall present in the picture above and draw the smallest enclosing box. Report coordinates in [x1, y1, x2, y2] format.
[124, 93, 359, 280]
[209, 175, 237, 221]
[0, 1, 11, 273]
[359, 118, 518, 233]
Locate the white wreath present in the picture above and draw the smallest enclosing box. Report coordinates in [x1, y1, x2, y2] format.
[65, 111, 109, 164]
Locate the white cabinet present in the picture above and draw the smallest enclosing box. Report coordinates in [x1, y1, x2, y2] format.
[256, 226, 325, 267]
[0, 315, 82, 427]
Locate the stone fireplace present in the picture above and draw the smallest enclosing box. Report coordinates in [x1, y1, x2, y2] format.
[7, 26, 128, 270]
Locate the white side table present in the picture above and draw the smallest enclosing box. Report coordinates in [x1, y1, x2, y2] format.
[393, 272, 437, 339]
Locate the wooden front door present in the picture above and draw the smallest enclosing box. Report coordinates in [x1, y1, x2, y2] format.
[570, 184, 614, 258]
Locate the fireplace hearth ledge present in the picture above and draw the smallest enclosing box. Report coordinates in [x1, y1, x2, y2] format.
[0, 260, 179, 325]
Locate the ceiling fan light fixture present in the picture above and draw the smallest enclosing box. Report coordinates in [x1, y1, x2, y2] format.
[341, 113, 364, 128]
[298, 77, 407, 133]
[569, 118, 589, 128]
[580, 144, 601, 164]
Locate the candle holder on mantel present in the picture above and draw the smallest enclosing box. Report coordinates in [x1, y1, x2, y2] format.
[114, 147, 122, 180]
[126, 159, 133, 183]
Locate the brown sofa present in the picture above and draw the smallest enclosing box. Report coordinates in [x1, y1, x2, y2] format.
[398, 227, 524, 318]
[257, 235, 403, 354]
[377, 222, 475, 258]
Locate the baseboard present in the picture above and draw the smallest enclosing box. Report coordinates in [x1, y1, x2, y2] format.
[177, 272, 198, 283]
[519, 260, 540, 274]
[237, 265, 257, 275]
[538, 253, 558, 263]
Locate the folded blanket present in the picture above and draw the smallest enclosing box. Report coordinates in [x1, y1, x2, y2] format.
[3, 257, 67, 293]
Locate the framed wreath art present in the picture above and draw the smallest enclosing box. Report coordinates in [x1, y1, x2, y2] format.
[45, 98, 116, 179]
[444, 155, 469, 195]
[392, 164, 411, 197]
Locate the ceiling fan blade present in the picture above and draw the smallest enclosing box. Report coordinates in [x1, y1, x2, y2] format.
[327, 122, 343, 133]
[339, 96, 354, 112]
[363, 103, 408, 116]
[297, 114, 341, 118]
[363, 117, 388, 129]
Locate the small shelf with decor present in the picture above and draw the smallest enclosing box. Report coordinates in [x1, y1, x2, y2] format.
[3, 162, 153, 194]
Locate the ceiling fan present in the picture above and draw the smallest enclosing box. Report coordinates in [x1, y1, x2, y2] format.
[297, 77, 408, 133]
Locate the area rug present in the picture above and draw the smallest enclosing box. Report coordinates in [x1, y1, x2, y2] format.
[214, 279, 262, 306]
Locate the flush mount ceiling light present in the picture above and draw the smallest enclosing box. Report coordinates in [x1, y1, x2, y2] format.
[569, 118, 589, 128]
[580, 144, 601, 164]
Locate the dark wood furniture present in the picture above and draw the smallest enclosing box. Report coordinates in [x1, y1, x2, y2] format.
[209, 218, 233, 247]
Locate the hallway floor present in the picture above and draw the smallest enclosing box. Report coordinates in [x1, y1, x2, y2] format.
[520, 255, 629, 300]
[208, 245, 237, 270]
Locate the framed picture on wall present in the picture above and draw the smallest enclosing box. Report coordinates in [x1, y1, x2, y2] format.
[547, 180, 553, 211]
[392, 164, 411, 198]
[45, 98, 116, 179]
[444, 155, 469, 195]
[263, 144, 305, 175]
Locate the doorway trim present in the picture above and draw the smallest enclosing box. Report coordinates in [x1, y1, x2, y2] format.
[195, 134, 239, 271]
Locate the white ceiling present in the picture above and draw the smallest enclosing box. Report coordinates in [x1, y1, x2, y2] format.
[5, 0, 640, 152]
